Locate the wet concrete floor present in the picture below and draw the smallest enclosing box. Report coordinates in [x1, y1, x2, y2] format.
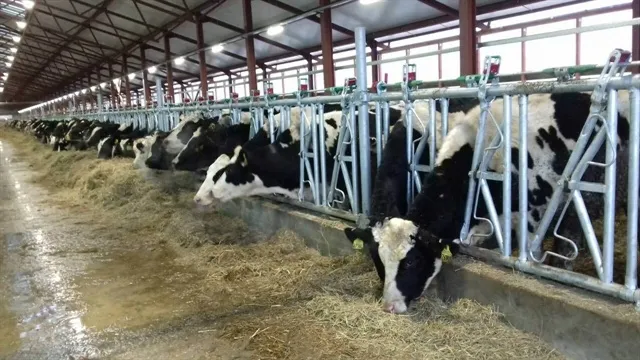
[0, 141, 254, 359]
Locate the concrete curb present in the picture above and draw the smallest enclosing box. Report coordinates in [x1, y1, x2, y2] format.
[219, 196, 640, 360]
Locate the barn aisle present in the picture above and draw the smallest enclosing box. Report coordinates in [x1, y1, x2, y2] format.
[0, 140, 254, 360]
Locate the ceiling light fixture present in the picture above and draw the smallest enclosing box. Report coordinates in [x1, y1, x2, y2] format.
[12, 36, 20, 43]
[266, 25, 284, 36]
[148, 66, 157, 74]
[22, 1, 35, 10]
[211, 44, 224, 53]
[174, 57, 185, 65]
[16, 21, 27, 29]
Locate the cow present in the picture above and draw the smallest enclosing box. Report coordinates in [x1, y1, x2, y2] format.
[342, 91, 633, 314]
[207, 107, 344, 203]
[143, 112, 218, 170]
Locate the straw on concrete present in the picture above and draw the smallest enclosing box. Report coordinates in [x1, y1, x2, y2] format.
[0, 129, 563, 360]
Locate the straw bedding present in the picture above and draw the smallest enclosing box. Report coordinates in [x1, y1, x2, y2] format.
[1, 129, 564, 359]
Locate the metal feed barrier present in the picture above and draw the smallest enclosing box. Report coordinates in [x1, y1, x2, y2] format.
[25, 27, 640, 308]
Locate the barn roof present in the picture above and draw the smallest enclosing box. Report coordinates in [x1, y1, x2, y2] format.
[1, 0, 585, 103]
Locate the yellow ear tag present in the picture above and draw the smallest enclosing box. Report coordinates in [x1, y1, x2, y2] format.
[441, 245, 452, 263]
[352, 239, 364, 250]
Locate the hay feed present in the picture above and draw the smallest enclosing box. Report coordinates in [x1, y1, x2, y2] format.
[0, 129, 563, 359]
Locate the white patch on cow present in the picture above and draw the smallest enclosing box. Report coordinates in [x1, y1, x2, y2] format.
[118, 122, 127, 131]
[172, 126, 204, 166]
[371, 218, 418, 314]
[49, 136, 57, 145]
[323, 111, 342, 150]
[90, 126, 101, 138]
[165, 112, 203, 155]
[194, 154, 231, 206]
[132, 135, 154, 169]
[239, 111, 252, 124]
[97, 137, 109, 157]
[211, 171, 297, 202]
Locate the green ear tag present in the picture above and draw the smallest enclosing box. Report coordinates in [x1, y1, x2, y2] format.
[441, 245, 452, 263]
[352, 239, 364, 250]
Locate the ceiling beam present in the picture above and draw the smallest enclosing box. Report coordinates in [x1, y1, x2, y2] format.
[416, 0, 490, 30]
[12, 0, 116, 101]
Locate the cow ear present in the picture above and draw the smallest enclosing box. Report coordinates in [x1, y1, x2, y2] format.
[344, 227, 373, 244]
[136, 142, 144, 151]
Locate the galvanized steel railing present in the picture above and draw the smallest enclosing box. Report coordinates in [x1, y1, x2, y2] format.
[23, 28, 640, 308]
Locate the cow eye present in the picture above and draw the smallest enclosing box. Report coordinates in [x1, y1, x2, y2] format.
[403, 260, 415, 269]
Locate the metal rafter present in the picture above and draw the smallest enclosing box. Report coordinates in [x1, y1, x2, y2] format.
[416, 0, 490, 30]
[13, 0, 116, 100]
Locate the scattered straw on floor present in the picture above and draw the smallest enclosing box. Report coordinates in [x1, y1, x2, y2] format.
[0, 129, 564, 360]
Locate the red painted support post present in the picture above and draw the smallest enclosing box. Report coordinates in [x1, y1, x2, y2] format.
[370, 42, 379, 85]
[307, 57, 314, 90]
[164, 34, 174, 102]
[459, 0, 478, 76]
[319, 0, 335, 91]
[141, 46, 151, 105]
[195, 13, 208, 98]
[123, 55, 131, 107]
[242, 0, 258, 93]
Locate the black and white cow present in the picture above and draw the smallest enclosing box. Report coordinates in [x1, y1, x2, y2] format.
[343, 91, 633, 314]
[207, 107, 343, 202]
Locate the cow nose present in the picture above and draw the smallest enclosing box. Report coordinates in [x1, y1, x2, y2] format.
[194, 197, 202, 204]
[384, 304, 396, 314]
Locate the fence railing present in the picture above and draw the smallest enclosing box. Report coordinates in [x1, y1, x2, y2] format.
[21, 30, 640, 308]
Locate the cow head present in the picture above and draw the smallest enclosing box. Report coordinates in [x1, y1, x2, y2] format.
[163, 112, 206, 154]
[132, 137, 151, 169]
[210, 146, 258, 202]
[193, 154, 231, 206]
[344, 217, 460, 314]
[145, 133, 172, 170]
[172, 125, 219, 172]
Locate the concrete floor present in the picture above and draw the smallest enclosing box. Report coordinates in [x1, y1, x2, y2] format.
[0, 141, 254, 360]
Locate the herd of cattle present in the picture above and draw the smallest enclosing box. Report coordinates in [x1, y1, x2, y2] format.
[6, 90, 636, 314]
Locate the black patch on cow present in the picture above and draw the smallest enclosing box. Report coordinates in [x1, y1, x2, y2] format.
[527, 222, 534, 233]
[531, 209, 541, 222]
[529, 175, 553, 207]
[510, 148, 534, 170]
[325, 118, 337, 129]
[535, 136, 544, 149]
[550, 92, 592, 141]
[537, 126, 570, 175]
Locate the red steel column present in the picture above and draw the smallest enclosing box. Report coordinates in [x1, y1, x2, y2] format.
[242, 0, 258, 93]
[307, 57, 314, 90]
[122, 55, 131, 107]
[370, 42, 379, 84]
[164, 34, 174, 101]
[140, 46, 151, 105]
[459, 0, 478, 75]
[633, 0, 639, 74]
[319, 0, 335, 90]
[195, 13, 208, 97]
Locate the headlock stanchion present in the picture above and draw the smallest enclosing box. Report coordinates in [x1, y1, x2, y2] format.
[23, 31, 640, 307]
[529, 49, 631, 283]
